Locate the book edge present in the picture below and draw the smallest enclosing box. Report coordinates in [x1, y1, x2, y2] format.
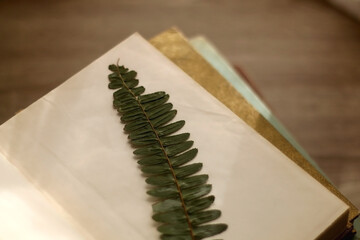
[149, 27, 359, 236]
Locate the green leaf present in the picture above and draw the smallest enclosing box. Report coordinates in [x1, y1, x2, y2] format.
[117, 104, 142, 114]
[143, 94, 170, 111]
[158, 223, 190, 235]
[129, 129, 155, 139]
[161, 133, 190, 146]
[151, 110, 177, 128]
[141, 163, 170, 174]
[183, 184, 212, 202]
[139, 91, 166, 103]
[108, 80, 123, 89]
[113, 99, 122, 108]
[121, 113, 146, 123]
[108, 64, 128, 73]
[189, 210, 221, 225]
[108, 72, 121, 81]
[153, 209, 186, 223]
[120, 106, 143, 116]
[186, 196, 215, 214]
[147, 103, 173, 120]
[146, 174, 174, 186]
[131, 86, 146, 96]
[152, 199, 182, 213]
[118, 104, 141, 114]
[178, 175, 208, 189]
[118, 97, 138, 106]
[193, 224, 228, 239]
[122, 70, 137, 80]
[108, 64, 118, 72]
[133, 144, 163, 156]
[147, 185, 179, 198]
[116, 92, 132, 101]
[124, 79, 139, 89]
[128, 126, 154, 140]
[170, 149, 198, 167]
[165, 141, 194, 157]
[175, 163, 203, 179]
[113, 88, 130, 98]
[137, 154, 167, 165]
[118, 99, 139, 110]
[157, 120, 185, 137]
[114, 86, 144, 98]
[124, 121, 149, 132]
[131, 137, 158, 147]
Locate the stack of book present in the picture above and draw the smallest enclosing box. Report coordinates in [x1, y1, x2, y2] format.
[0, 28, 358, 240]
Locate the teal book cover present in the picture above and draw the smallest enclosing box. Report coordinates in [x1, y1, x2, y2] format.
[188, 35, 359, 239]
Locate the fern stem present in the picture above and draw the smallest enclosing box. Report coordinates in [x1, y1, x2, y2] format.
[114, 64, 196, 240]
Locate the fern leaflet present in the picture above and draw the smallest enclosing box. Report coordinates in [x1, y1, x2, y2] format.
[108, 62, 228, 240]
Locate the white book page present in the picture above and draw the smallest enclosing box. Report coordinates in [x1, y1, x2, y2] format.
[0, 152, 93, 240]
[0, 33, 349, 240]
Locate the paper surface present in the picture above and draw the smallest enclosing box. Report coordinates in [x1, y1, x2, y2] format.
[0, 153, 92, 240]
[0, 33, 349, 239]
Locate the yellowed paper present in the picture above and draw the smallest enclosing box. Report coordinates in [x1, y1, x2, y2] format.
[0, 33, 349, 240]
[0, 153, 93, 240]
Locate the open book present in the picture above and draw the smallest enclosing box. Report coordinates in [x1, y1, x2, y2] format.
[0, 31, 357, 240]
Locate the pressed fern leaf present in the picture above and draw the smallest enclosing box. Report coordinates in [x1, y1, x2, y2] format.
[108, 63, 228, 240]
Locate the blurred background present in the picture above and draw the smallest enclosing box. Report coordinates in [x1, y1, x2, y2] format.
[0, 0, 359, 209]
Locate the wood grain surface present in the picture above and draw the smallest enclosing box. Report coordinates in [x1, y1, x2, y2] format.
[0, 0, 359, 208]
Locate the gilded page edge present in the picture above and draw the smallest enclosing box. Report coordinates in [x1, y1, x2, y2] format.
[149, 27, 359, 228]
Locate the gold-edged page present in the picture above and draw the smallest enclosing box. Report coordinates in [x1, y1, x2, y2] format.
[0, 33, 350, 240]
[149, 28, 358, 234]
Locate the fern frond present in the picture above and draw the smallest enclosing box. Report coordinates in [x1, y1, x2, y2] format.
[108, 63, 228, 240]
